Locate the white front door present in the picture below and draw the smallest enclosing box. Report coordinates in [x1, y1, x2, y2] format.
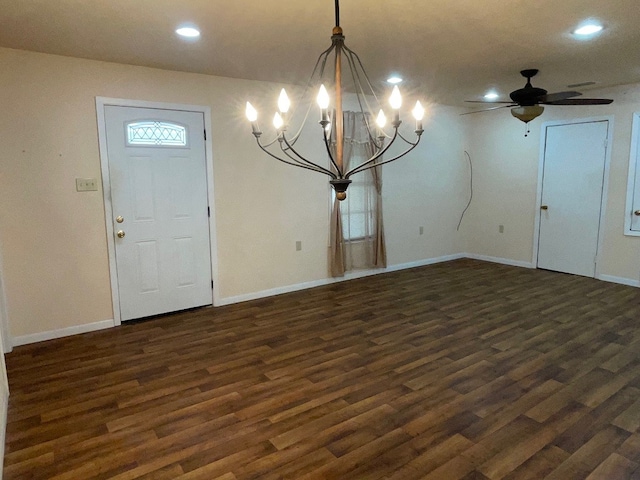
[104, 106, 212, 321]
[537, 120, 609, 277]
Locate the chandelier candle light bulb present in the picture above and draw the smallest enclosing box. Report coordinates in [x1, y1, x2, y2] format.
[317, 84, 330, 124]
[273, 112, 284, 131]
[277, 89, 291, 113]
[412, 101, 425, 131]
[244, 0, 424, 200]
[245, 102, 261, 135]
[277, 89, 291, 129]
[390, 85, 402, 124]
[376, 110, 387, 137]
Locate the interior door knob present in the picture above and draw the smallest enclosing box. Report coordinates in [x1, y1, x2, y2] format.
[635, 210, 640, 216]
[540, 205, 549, 210]
[117, 230, 125, 238]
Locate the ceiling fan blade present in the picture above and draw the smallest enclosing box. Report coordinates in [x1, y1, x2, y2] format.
[465, 100, 514, 104]
[538, 91, 582, 103]
[543, 98, 613, 105]
[460, 105, 516, 115]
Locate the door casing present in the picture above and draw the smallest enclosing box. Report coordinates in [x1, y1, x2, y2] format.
[532, 116, 614, 278]
[96, 97, 220, 327]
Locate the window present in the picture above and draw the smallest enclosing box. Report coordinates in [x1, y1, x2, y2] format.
[341, 172, 375, 241]
[625, 112, 640, 236]
[126, 121, 188, 147]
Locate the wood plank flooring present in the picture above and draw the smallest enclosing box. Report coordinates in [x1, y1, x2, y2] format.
[4, 259, 640, 479]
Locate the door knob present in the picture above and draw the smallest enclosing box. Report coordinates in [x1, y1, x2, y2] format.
[540, 205, 548, 210]
[116, 216, 124, 223]
[635, 210, 640, 216]
[117, 230, 125, 238]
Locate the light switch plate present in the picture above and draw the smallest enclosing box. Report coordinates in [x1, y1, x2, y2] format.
[76, 178, 98, 192]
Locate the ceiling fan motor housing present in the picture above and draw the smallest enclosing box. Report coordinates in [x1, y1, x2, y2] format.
[510, 86, 547, 105]
[510, 68, 547, 105]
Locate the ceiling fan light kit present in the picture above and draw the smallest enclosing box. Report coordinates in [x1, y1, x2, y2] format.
[245, 0, 425, 201]
[511, 105, 544, 123]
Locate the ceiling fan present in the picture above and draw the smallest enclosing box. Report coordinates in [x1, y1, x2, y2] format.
[464, 69, 613, 126]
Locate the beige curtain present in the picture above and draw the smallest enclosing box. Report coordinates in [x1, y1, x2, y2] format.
[365, 142, 387, 268]
[330, 111, 387, 277]
[329, 196, 346, 277]
[329, 110, 346, 277]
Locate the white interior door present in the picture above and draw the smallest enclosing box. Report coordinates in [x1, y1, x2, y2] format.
[537, 120, 609, 277]
[105, 106, 212, 321]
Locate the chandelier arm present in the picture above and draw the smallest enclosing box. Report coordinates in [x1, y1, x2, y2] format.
[254, 137, 335, 177]
[258, 136, 282, 148]
[317, 46, 334, 78]
[280, 135, 337, 178]
[396, 130, 421, 146]
[280, 142, 334, 177]
[344, 129, 399, 177]
[343, 49, 377, 145]
[343, 45, 382, 107]
[286, 101, 313, 147]
[287, 46, 336, 145]
[315, 45, 336, 76]
[344, 49, 371, 108]
[348, 136, 422, 177]
[322, 130, 342, 176]
[279, 142, 323, 170]
[344, 47, 394, 141]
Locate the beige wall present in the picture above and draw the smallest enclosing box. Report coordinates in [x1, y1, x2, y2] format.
[4, 45, 636, 343]
[461, 83, 640, 281]
[0, 47, 464, 340]
[384, 104, 469, 265]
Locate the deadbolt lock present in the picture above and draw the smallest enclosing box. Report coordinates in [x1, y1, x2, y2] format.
[117, 230, 125, 238]
[116, 216, 124, 223]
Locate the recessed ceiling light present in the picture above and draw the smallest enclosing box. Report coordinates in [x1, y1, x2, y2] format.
[387, 76, 403, 84]
[176, 27, 200, 38]
[484, 91, 500, 100]
[573, 23, 603, 36]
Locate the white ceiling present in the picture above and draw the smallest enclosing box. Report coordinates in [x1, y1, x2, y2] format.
[1, 0, 639, 106]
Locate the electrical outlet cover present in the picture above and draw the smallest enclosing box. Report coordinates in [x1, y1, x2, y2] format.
[76, 177, 98, 192]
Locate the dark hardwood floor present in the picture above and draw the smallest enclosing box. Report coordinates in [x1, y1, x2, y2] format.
[4, 259, 640, 479]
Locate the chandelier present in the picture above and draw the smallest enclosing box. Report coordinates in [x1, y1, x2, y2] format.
[245, 0, 425, 200]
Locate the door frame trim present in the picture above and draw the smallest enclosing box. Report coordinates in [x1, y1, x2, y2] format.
[624, 112, 640, 236]
[532, 115, 614, 277]
[96, 97, 220, 327]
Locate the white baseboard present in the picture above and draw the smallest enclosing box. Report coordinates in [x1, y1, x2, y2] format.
[463, 254, 640, 287]
[597, 274, 640, 288]
[383, 254, 466, 273]
[464, 253, 535, 269]
[218, 253, 465, 306]
[11, 254, 637, 347]
[11, 319, 114, 347]
[0, 387, 6, 480]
